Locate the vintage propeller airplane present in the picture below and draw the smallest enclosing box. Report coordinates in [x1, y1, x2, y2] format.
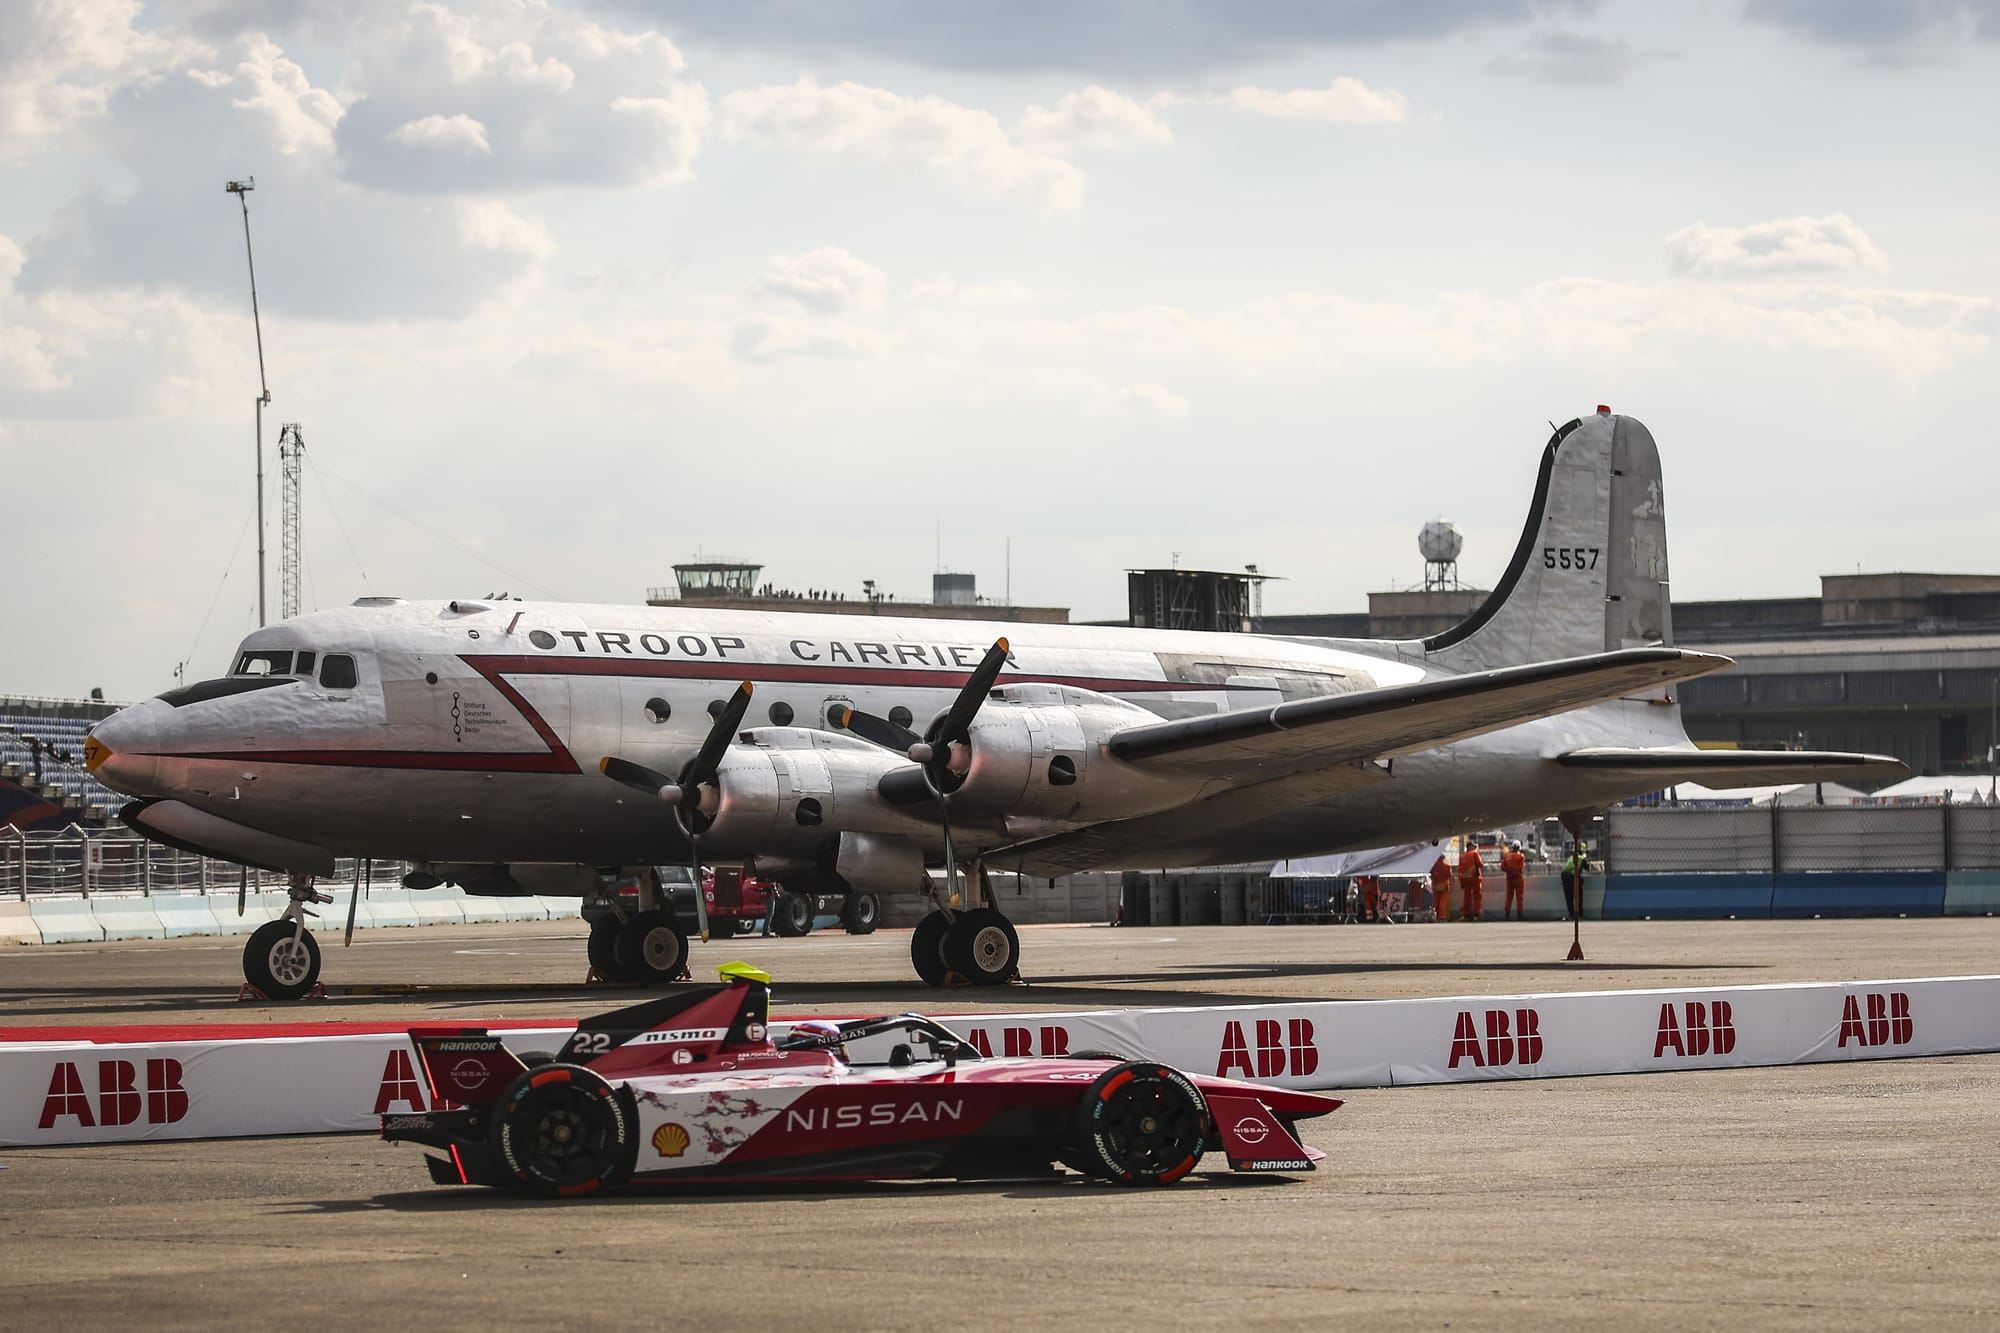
[85, 408, 1904, 997]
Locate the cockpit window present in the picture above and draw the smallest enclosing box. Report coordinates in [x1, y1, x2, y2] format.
[320, 654, 358, 689]
[234, 650, 293, 677]
[296, 650, 316, 677]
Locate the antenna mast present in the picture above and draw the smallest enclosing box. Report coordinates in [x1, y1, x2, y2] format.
[278, 423, 305, 619]
[225, 176, 271, 626]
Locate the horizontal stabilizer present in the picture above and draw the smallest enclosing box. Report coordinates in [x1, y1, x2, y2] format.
[1556, 747, 1909, 791]
[1111, 647, 1733, 782]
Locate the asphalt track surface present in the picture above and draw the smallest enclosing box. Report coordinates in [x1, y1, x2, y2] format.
[3, 919, 1999, 1328]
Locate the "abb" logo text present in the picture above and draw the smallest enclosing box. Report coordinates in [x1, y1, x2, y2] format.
[375, 1048, 459, 1113]
[1447, 1009, 1542, 1068]
[1838, 991, 1913, 1048]
[1216, 1019, 1318, 1079]
[1654, 1001, 1737, 1058]
[38, 1059, 189, 1128]
[965, 1026, 1071, 1058]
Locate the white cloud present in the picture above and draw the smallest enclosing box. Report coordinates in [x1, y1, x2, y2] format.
[455, 198, 554, 263]
[336, 1, 709, 191]
[0, 0, 197, 162]
[1666, 214, 1888, 278]
[1090, 380, 1190, 418]
[716, 75, 1085, 213]
[753, 247, 888, 313]
[216, 32, 344, 155]
[386, 111, 491, 155]
[1488, 30, 1675, 86]
[1016, 85, 1171, 151]
[731, 313, 880, 362]
[909, 275, 1068, 306]
[1218, 77, 1408, 123]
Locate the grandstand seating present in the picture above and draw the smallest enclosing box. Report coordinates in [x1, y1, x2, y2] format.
[0, 698, 131, 828]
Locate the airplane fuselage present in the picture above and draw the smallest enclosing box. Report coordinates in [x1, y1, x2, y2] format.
[91, 597, 1691, 872]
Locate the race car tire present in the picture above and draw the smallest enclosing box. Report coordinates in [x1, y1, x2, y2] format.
[243, 920, 321, 1000]
[585, 917, 620, 978]
[772, 891, 815, 937]
[612, 911, 688, 986]
[910, 910, 952, 987]
[1071, 1062, 1209, 1186]
[491, 1063, 635, 1197]
[944, 908, 1018, 986]
[839, 893, 881, 935]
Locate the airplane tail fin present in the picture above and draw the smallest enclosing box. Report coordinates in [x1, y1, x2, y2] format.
[1423, 407, 1672, 672]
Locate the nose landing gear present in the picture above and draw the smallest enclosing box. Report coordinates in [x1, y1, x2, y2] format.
[240, 872, 331, 1000]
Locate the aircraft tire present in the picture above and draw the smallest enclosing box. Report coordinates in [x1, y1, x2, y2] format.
[1071, 1062, 1208, 1186]
[612, 911, 688, 986]
[772, 891, 815, 938]
[585, 918, 620, 978]
[839, 893, 880, 935]
[943, 907, 1018, 986]
[910, 910, 951, 987]
[243, 919, 321, 1000]
[491, 1063, 634, 1197]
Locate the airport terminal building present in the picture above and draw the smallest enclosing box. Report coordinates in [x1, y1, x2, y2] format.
[1251, 571, 2000, 781]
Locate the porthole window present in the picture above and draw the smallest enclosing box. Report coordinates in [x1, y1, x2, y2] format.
[644, 697, 671, 724]
[795, 797, 823, 827]
[768, 701, 794, 727]
[707, 698, 725, 719]
[529, 629, 558, 650]
[888, 705, 913, 730]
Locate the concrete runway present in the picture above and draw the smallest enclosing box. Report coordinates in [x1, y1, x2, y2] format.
[2, 919, 1998, 1328]
[5, 915, 2000, 1027]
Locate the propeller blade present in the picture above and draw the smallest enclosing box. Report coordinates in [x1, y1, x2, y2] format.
[599, 755, 681, 802]
[935, 638, 1010, 748]
[686, 682, 755, 791]
[689, 847, 710, 944]
[344, 858, 363, 947]
[832, 704, 922, 754]
[237, 863, 247, 917]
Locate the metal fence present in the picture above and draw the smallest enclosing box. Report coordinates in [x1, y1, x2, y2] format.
[0, 826, 407, 900]
[1607, 803, 2000, 874]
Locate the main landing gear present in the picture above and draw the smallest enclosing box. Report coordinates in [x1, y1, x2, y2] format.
[587, 911, 691, 987]
[241, 872, 331, 1001]
[911, 864, 1021, 988]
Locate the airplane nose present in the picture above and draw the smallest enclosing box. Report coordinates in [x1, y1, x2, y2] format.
[87, 706, 162, 796]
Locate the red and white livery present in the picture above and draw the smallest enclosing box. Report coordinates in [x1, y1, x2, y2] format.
[382, 972, 1341, 1194]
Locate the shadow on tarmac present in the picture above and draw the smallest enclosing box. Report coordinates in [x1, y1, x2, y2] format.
[286, 1170, 1299, 1214]
[0, 955, 1771, 1022]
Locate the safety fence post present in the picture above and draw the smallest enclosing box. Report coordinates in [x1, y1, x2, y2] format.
[3, 826, 22, 900]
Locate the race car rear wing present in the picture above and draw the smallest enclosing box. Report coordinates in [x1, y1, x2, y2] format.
[407, 1029, 528, 1108]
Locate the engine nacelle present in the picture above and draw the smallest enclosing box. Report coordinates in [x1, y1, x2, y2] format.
[697, 728, 935, 858]
[947, 683, 1199, 824]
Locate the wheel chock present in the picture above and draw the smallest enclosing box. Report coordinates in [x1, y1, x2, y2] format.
[235, 982, 327, 1002]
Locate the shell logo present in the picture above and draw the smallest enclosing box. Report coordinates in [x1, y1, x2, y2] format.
[652, 1123, 691, 1158]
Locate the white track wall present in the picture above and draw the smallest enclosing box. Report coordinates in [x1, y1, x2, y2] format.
[5, 976, 1996, 1148]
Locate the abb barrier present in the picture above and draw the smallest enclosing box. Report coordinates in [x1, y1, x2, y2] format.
[4, 976, 1997, 1147]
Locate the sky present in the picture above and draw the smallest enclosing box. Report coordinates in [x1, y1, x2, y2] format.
[2, 0, 1997, 701]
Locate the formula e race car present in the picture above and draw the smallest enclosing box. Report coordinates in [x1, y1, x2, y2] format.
[381, 967, 1341, 1195]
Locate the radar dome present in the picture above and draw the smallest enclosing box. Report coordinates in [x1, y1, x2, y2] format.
[1418, 520, 1463, 564]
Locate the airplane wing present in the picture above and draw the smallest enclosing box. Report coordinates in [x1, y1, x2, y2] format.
[1106, 647, 1732, 782]
[1555, 747, 1909, 789]
[992, 647, 1734, 874]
